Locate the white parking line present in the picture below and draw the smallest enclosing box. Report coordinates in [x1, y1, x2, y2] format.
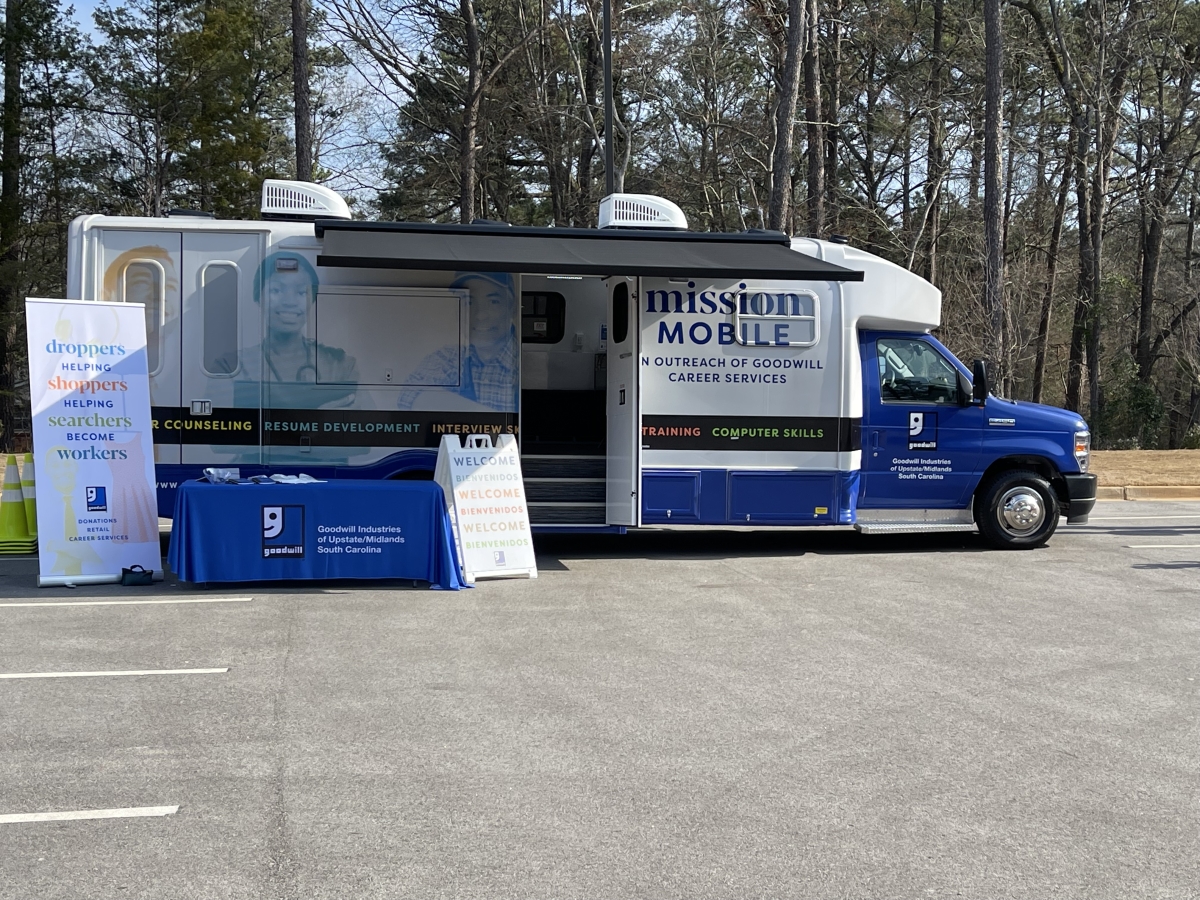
[0, 597, 252, 608]
[1089, 514, 1200, 520]
[0, 806, 179, 824]
[1126, 544, 1200, 549]
[0, 668, 228, 680]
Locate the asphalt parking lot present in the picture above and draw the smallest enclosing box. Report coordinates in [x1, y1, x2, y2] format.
[1, 500, 1197, 900]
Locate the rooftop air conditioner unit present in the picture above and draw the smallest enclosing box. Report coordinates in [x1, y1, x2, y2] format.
[598, 193, 688, 230]
[260, 179, 351, 221]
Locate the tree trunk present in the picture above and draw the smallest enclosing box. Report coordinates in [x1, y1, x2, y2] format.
[824, 0, 841, 231]
[1186, 180, 1196, 287]
[923, 0, 944, 285]
[1031, 144, 1071, 405]
[967, 110, 982, 210]
[1167, 376, 1187, 449]
[982, 0, 1005, 381]
[768, 0, 804, 232]
[1001, 91, 1020, 396]
[1065, 293, 1088, 414]
[1136, 214, 1164, 382]
[0, 0, 23, 450]
[1066, 118, 1093, 415]
[576, 11, 600, 226]
[1086, 11, 1135, 429]
[803, 0, 823, 236]
[291, 0, 312, 182]
[460, 0, 482, 224]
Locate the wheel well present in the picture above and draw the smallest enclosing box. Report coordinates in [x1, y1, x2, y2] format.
[976, 456, 1068, 507]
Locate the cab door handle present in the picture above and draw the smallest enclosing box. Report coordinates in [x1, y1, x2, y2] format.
[871, 430, 879, 449]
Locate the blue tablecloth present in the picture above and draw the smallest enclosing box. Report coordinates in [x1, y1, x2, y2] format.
[168, 479, 465, 589]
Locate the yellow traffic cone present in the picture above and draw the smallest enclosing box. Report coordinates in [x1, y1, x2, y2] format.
[21, 452, 36, 539]
[0, 453, 36, 554]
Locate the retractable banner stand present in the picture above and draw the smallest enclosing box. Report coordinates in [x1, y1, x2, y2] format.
[26, 298, 162, 586]
[434, 434, 537, 583]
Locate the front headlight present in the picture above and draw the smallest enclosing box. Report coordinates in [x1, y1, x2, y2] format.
[1074, 431, 1091, 472]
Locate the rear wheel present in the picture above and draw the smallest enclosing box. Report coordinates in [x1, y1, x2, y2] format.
[976, 470, 1060, 549]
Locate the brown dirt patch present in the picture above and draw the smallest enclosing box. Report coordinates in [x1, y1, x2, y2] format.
[1090, 450, 1200, 486]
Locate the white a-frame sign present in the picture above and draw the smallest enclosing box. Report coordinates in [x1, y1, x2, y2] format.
[434, 434, 537, 583]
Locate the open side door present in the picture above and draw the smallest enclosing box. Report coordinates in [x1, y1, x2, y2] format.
[606, 277, 640, 525]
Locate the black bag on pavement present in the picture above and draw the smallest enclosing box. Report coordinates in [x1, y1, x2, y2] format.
[120, 565, 153, 586]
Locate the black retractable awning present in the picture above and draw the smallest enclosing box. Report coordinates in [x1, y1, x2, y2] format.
[314, 220, 863, 281]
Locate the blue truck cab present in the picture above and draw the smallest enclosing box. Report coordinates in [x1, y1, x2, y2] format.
[857, 329, 1095, 547]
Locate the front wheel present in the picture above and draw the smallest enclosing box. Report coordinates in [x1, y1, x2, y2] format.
[976, 470, 1060, 549]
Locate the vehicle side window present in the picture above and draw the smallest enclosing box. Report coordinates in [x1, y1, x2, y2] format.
[521, 291, 566, 344]
[202, 263, 239, 375]
[122, 261, 164, 375]
[612, 282, 629, 343]
[877, 338, 958, 404]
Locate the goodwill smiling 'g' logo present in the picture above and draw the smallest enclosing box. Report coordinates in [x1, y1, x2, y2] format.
[908, 412, 938, 450]
[262, 505, 305, 558]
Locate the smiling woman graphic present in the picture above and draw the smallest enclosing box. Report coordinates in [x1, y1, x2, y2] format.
[211, 252, 360, 409]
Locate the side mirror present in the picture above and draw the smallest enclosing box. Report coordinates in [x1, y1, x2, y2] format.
[957, 368, 974, 406]
[972, 359, 990, 405]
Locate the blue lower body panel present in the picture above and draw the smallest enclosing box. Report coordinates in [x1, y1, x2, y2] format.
[642, 469, 860, 526]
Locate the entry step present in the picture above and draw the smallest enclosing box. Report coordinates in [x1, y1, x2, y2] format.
[528, 503, 606, 525]
[522, 455, 607, 525]
[854, 507, 974, 534]
[524, 479, 605, 503]
[855, 523, 976, 535]
[521, 455, 605, 479]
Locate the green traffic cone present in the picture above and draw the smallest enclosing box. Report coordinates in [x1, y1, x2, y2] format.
[21, 452, 36, 539]
[0, 454, 34, 554]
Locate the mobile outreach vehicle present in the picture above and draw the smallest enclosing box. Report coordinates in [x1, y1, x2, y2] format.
[65, 181, 1096, 548]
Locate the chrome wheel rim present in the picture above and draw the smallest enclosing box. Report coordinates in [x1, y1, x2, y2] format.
[997, 487, 1045, 536]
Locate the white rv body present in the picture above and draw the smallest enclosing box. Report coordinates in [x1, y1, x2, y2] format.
[63, 187, 1095, 545]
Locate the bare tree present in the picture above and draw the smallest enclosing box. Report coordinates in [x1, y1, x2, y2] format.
[823, 0, 841, 232]
[327, 0, 543, 223]
[803, 0, 823, 235]
[922, 0, 944, 285]
[1132, 17, 1200, 384]
[1031, 137, 1072, 404]
[0, 0, 22, 446]
[768, 0, 803, 231]
[982, 0, 1005, 386]
[292, 0, 312, 181]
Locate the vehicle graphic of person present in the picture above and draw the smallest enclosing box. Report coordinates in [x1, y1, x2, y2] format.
[396, 272, 518, 412]
[215, 252, 361, 409]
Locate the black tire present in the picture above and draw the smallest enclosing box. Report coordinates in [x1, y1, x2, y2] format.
[975, 469, 1060, 549]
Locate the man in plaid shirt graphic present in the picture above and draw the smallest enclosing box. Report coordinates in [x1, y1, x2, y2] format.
[396, 272, 519, 412]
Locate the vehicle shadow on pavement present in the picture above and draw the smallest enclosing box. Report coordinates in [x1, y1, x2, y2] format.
[0, 529, 1016, 598]
[0, 554, 437, 600]
[533, 528, 990, 564]
[1131, 561, 1200, 570]
[1078, 526, 1200, 537]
